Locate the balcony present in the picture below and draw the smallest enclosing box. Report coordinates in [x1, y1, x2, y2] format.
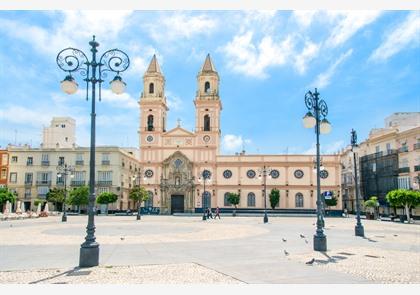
[398, 167, 410, 174]
[71, 180, 86, 186]
[415, 165, 420, 172]
[26, 162, 33, 166]
[41, 160, 50, 166]
[101, 160, 110, 165]
[75, 160, 84, 165]
[24, 193, 31, 199]
[97, 180, 112, 186]
[414, 143, 420, 150]
[56, 181, 64, 186]
[36, 180, 51, 186]
[398, 146, 409, 153]
[24, 180, 33, 186]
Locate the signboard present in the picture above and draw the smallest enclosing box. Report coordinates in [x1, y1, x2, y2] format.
[322, 191, 333, 200]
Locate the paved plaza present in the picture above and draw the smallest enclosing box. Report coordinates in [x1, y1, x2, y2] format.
[0, 215, 419, 284]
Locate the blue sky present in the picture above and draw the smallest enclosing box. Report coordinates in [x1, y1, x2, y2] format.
[0, 10, 419, 155]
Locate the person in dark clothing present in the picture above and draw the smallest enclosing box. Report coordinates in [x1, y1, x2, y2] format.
[214, 206, 221, 219]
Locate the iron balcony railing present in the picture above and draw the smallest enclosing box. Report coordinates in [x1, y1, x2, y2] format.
[398, 146, 409, 153]
[24, 193, 31, 199]
[36, 180, 51, 185]
[71, 180, 86, 186]
[41, 160, 50, 166]
[97, 180, 112, 186]
[75, 160, 84, 165]
[414, 143, 420, 150]
[398, 167, 410, 173]
[24, 180, 33, 186]
[101, 160, 110, 165]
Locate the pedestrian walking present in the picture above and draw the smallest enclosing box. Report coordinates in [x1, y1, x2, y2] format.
[214, 206, 221, 219]
[208, 207, 213, 219]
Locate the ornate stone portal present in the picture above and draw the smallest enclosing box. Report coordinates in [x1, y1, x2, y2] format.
[159, 151, 195, 214]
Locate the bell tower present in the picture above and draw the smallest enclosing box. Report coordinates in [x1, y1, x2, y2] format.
[139, 55, 168, 161]
[194, 54, 222, 154]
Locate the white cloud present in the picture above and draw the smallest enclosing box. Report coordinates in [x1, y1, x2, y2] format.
[145, 12, 218, 43]
[312, 49, 353, 88]
[303, 140, 345, 155]
[294, 40, 320, 74]
[0, 105, 51, 126]
[325, 11, 382, 48]
[292, 10, 318, 28]
[222, 134, 251, 152]
[370, 11, 420, 62]
[220, 31, 294, 78]
[166, 91, 184, 111]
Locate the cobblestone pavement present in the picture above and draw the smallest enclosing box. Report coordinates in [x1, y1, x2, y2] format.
[0, 215, 419, 283]
[0, 263, 242, 284]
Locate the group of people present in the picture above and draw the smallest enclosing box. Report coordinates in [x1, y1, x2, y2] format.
[205, 206, 221, 219]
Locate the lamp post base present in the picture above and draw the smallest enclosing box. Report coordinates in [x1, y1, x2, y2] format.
[313, 235, 327, 252]
[79, 243, 99, 268]
[263, 214, 268, 223]
[62, 214, 67, 222]
[355, 225, 364, 237]
[136, 214, 141, 220]
[202, 215, 207, 221]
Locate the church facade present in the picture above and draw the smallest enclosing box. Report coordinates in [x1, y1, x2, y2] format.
[138, 55, 342, 214]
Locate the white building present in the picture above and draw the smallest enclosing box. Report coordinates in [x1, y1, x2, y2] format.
[42, 117, 76, 148]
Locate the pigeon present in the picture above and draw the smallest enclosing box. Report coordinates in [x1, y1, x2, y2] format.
[120, 237, 125, 241]
[305, 258, 315, 265]
[393, 234, 398, 237]
[282, 238, 287, 242]
[9, 224, 13, 227]
[300, 234, 306, 238]
[284, 250, 289, 256]
[305, 239, 308, 244]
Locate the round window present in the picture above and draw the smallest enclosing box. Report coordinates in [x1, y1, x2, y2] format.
[247, 169, 256, 178]
[145, 169, 154, 178]
[294, 169, 304, 179]
[223, 170, 232, 179]
[270, 169, 280, 179]
[320, 170, 329, 179]
[202, 169, 212, 179]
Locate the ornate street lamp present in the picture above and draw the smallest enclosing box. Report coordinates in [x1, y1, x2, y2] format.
[198, 170, 211, 220]
[56, 35, 130, 267]
[351, 129, 365, 237]
[57, 163, 75, 222]
[258, 166, 271, 223]
[303, 88, 331, 252]
[132, 169, 146, 220]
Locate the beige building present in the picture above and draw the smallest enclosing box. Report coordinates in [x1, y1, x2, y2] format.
[7, 145, 141, 212]
[138, 55, 342, 214]
[341, 113, 420, 214]
[42, 117, 76, 149]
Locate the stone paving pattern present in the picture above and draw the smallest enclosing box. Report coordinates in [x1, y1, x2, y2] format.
[0, 215, 419, 284]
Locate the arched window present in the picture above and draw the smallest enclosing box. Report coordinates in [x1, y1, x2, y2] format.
[145, 191, 153, 208]
[295, 193, 304, 208]
[204, 114, 210, 131]
[149, 83, 154, 94]
[204, 81, 210, 93]
[247, 192, 256, 207]
[147, 115, 154, 131]
[224, 192, 231, 206]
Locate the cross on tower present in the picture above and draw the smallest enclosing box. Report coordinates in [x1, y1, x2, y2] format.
[177, 118, 181, 127]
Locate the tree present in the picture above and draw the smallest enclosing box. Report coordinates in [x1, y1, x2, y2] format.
[269, 188, 280, 210]
[96, 192, 118, 215]
[227, 192, 240, 216]
[364, 196, 379, 219]
[0, 187, 16, 212]
[325, 197, 338, 208]
[67, 186, 89, 213]
[386, 189, 420, 223]
[129, 185, 149, 218]
[46, 188, 66, 211]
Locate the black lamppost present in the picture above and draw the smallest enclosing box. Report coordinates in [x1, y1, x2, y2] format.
[132, 169, 145, 220]
[198, 170, 211, 221]
[258, 166, 271, 223]
[56, 35, 130, 267]
[57, 163, 75, 222]
[351, 129, 365, 237]
[302, 88, 332, 252]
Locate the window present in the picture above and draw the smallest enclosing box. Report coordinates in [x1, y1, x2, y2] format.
[1, 168, 6, 179]
[247, 192, 256, 207]
[76, 154, 83, 161]
[375, 146, 380, 153]
[398, 176, 410, 189]
[58, 156, 65, 165]
[11, 156, 18, 163]
[41, 154, 49, 165]
[224, 192, 231, 206]
[145, 191, 154, 207]
[386, 143, 391, 151]
[25, 188, 31, 198]
[74, 171, 86, 181]
[295, 193, 304, 208]
[25, 173, 33, 184]
[98, 171, 112, 181]
[27, 157, 33, 166]
[61, 124, 66, 128]
[399, 158, 409, 168]
[149, 83, 154, 94]
[37, 186, 49, 196]
[204, 114, 210, 131]
[204, 81, 210, 93]
[37, 172, 51, 184]
[56, 173, 64, 184]
[10, 172, 17, 183]
[97, 187, 109, 194]
[147, 115, 154, 131]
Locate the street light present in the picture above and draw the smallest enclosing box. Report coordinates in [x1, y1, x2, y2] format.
[57, 163, 75, 222]
[56, 35, 130, 267]
[351, 129, 365, 237]
[258, 166, 271, 223]
[303, 88, 331, 252]
[132, 169, 146, 221]
[198, 170, 211, 220]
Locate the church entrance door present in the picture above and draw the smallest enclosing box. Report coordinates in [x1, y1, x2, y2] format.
[171, 195, 184, 214]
